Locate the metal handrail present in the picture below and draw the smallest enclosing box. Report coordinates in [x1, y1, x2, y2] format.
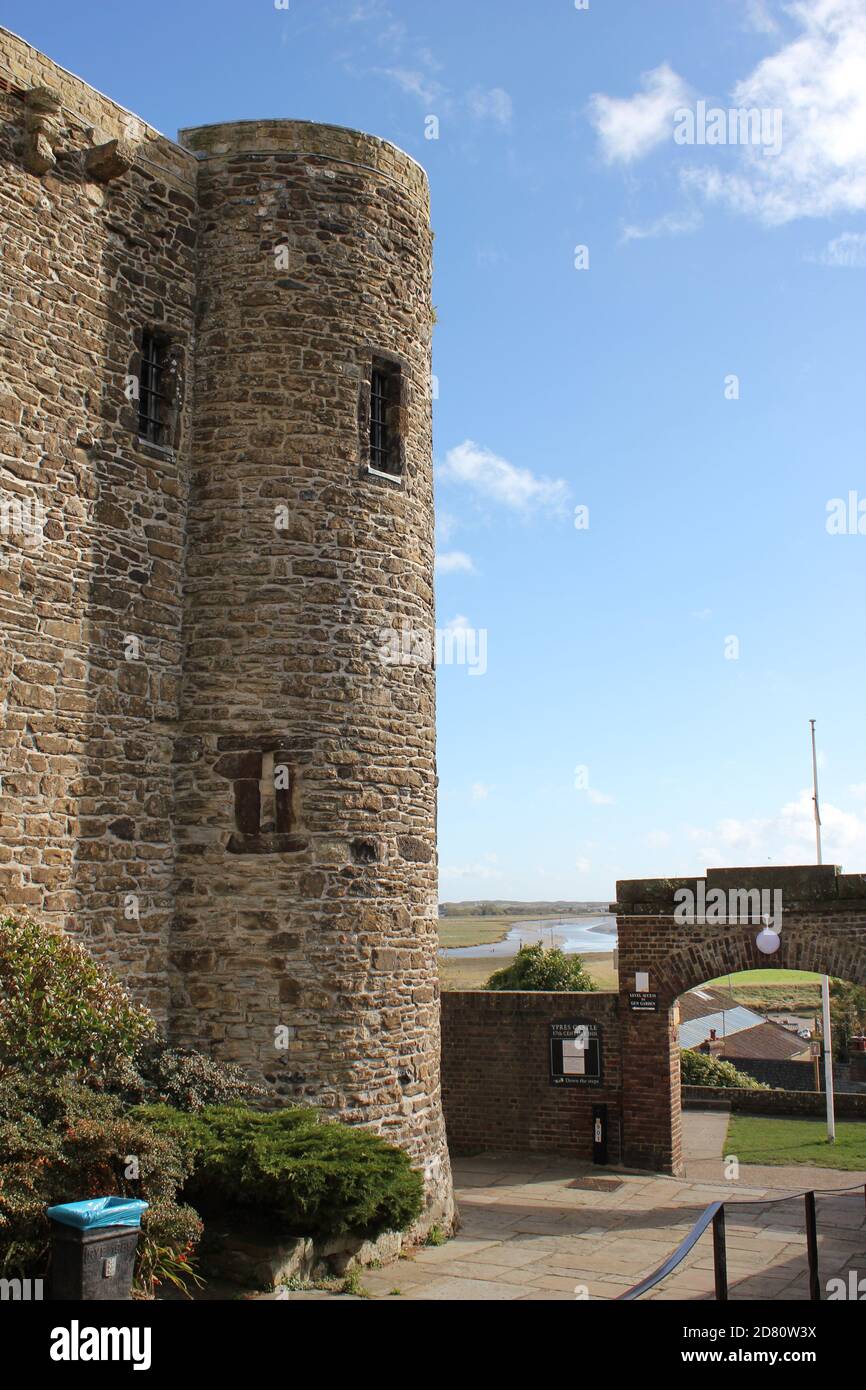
[618, 1180, 866, 1301]
[618, 1201, 724, 1301]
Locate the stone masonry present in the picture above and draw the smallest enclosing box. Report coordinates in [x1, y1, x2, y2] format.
[0, 29, 452, 1227]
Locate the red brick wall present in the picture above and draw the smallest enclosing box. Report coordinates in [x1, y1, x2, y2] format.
[441, 991, 622, 1162]
[614, 865, 866, 1176]
[441, 868, 866, 1179]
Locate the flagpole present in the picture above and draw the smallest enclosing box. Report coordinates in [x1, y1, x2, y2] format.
[811, 719, 835, 1143]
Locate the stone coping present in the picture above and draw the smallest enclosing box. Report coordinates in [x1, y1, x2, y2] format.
[613, 864, 866, 910]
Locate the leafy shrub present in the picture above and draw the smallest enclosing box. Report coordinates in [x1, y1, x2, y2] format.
[138, 1104, 424, 1240]
[0, 915, 155, 1084]
[122, 1042, 265, 1112]
[830, 978, 866, 1060]
[485, 942, 598, 992]
[0, 1075, 202, 1295]
[0, 915, 260, 1112]
[680, 1049, 769, 1090]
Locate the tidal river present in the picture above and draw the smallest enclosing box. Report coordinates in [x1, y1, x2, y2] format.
[439, 916, 617, 961]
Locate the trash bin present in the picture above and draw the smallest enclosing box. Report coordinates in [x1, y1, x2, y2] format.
[47, 1198, 148, 1301]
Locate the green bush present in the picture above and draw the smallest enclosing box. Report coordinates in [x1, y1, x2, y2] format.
[122, 1042, 265, 1112]
[0, 915, 156, 1084]
[680, 1049, 769, 1090]
[485, 942, 598, 992]
[138, 1104, 424, 1240]
[830, 978, 866, 1060]
[0, 1074, 202, 1295]
[0, 915, 260, 1112]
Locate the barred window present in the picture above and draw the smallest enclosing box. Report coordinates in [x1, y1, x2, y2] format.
[138, 331, 170, 446]
[366, 357, 403, 478]
[370, 368, 390, 472]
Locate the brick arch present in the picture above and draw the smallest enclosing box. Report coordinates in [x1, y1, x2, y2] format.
[613, 866, 866, 1174]
[657, 927, 866, 1002]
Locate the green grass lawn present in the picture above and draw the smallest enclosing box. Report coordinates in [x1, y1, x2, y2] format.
[702, 969, 821, 1015]
[727, 1114, 866, 1171]
[705, 969, 823, 986]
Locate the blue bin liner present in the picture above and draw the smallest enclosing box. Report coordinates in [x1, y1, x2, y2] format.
[46, 1197, 148, 1230]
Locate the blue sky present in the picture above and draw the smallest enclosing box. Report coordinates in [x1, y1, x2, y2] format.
[12, 0, 866, 901]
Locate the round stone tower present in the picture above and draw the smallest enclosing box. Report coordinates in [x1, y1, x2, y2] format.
[170, 119, 452, 1225]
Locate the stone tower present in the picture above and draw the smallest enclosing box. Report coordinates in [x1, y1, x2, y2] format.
[0, 28, 451, 1230]
[169, 120, 452, 1223]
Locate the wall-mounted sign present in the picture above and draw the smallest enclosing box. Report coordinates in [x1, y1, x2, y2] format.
[549, 1019, 603, 1087]
[628, 992, 659, 1012]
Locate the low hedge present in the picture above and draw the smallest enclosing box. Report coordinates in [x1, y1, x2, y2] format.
[0, 1075, 202, 1295]
[138, 1104, 424, 1240]
[0, 914, 262, 1111]
[680, 1048, 769, 1090]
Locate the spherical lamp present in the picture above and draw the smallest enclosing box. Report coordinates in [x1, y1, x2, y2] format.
[755, 914, 781, 956]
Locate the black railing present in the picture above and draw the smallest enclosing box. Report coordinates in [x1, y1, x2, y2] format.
[618, 1182, 866, 1301]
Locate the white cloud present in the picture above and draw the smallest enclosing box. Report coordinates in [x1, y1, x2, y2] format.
[647, 830, 672, 849]
[686, 0, 866, 224]
[593, 2, 866, 225]
[467, 86, 513, 128]
[382, 67, 443, 106]
[814, 230, 866, 265]
[442, 612, 472, 635]
[850, 783, 866, 798]
[743, 0, 781, 34]
[436, 510, 458, 544]
[621, 207, 703, 243]
[587, 788, 615, 806]
[575, 856, 592, 874]
[440, 854, 502, 881]
[589, 63, 691, 164]
[471, 782, 491, 802]
[441, 440, 569, 514]
[684, 788, 866, 869]
[435, 550, 475, 574]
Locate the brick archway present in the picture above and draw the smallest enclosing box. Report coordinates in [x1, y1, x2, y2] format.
[614, 865, 866, 1174]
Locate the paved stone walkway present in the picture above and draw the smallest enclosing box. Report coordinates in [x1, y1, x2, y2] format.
[349, 1116, 866, 1303]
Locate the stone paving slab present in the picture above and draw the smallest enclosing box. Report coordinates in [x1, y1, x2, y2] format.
[352, 1134, 866, 1303]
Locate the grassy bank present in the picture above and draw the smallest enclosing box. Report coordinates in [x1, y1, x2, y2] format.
[727, 1115, 866, 1171]
[702, 970, 821, 1015]
[439, 948, 618, 993]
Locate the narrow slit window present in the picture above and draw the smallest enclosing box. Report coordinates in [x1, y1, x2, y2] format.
[366, 357, 403, 478]
[370, 367, 390, 472]
[139, 332, 169, 446]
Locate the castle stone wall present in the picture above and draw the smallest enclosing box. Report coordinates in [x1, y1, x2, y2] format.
[0, 29, 197, 1018]
[170, 118, 451, 1220]
[0, 30, 452, 1226]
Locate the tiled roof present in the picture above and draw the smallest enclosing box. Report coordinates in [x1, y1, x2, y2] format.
[715, 1022, 811, 1062]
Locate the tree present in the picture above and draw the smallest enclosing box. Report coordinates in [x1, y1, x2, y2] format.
[829, 978, 866, 1060]
[484, 943, 597, 992]
[680, 1048, 768, 1090]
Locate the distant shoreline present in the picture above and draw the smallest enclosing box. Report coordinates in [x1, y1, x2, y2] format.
[439, 912, 617, 956]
